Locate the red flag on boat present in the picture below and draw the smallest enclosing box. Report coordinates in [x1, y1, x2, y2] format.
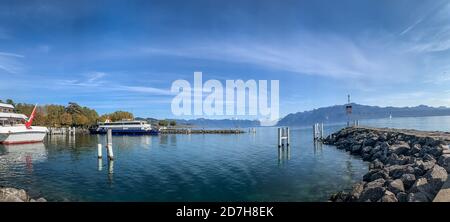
[25, 104, 37, 129]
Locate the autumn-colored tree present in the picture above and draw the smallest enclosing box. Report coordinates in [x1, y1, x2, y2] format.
[99, 111, 134, 122]
[60, 113, 73, 126]
[72, 114, 89, 126]
[6, 100, 131, 127]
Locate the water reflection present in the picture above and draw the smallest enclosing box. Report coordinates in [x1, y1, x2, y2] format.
[159, 135, 177, 146]
[313, 141, 323, 155]
[277, 146, 290, 165]
[98, 158, 103, 171]
[108, 160, 114, 184]
[0, 127, 371, 201]
[159, 135, 168, 145]
[169, 135, 177, 145]
[0, 143, 47, 172]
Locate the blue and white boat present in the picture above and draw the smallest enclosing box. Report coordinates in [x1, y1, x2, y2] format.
[89, 120, 159, 135]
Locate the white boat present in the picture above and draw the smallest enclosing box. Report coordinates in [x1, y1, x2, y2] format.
[0, 103, 48, 144]
[90, 119, 159, 135]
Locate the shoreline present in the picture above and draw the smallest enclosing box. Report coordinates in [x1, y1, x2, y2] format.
[323, 126, 450, 202]
[0, 187, 47, 202]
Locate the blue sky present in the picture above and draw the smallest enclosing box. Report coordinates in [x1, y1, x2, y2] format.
[1, 0, 450, 119]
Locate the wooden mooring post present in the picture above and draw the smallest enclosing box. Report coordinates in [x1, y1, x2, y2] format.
[97, 143, 102, 159]
[106, 129, 114, 160]
[313, 123, 324, 141]
[277, 127, 290, 148]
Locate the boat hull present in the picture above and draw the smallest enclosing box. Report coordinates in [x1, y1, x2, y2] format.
[0, 126, 48, 145]
[89, 128, 159, 135]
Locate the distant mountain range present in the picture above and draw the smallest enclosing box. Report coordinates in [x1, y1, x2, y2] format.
[137, 103, 450, 127]
[277, 103, 450, 126]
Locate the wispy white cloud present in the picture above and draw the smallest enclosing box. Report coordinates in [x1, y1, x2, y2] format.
[0, 51, 24, 74]
[115, 85, 174, 95]
[400, 2, 450, 53]
[86, 71, 106, 83]
[400, 17, 425, 36]
[57, 71, 173, 96]
[141, 33, 415, 83]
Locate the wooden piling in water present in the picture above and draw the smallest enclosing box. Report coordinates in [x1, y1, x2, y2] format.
[97, 144, 102, 159]
[277, 127, 290, 148]
[107, 129, 114, 160]
[313, 123, 324, 141]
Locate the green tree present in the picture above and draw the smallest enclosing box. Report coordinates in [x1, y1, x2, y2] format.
[169, 120, 176, 126]
[65, 102, 83, 114]
[158, 119, 169, 127]
[6, 99, 14, 106]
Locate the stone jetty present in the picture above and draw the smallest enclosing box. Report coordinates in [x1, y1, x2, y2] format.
[159, 128, 245, 134]
[323, 126, 450, 202]
[0, 187, 47, 202]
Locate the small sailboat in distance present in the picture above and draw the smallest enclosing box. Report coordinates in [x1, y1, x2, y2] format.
[389, 113, 392, 119]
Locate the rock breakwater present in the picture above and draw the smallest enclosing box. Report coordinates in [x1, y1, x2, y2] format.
[0, 187, 47, 202]
[323, 127, 450, 202]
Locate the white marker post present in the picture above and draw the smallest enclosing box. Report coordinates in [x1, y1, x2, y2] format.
[97, 143, 102, 159]
[107, 129, 114, 160]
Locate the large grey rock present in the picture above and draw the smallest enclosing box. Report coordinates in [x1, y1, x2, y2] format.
[423, 154, 436, 163]
[413, 166, 425, 177]
[363, 137, 378, 147]
[363, 169, 388, 182]
[359, 187, 385, 202]
[410, 144, 421, 155]
[429, 146, 444, 158]
[400, 173, 416, 190]
[409, 178, 436, 200]
[387, 164, 415, 179]
[369, 159, 384, 170]
[396, 192, 408, 202]
[416, 160, 435, 172]
[438, 154, 450, 173]
[350, 182, 365, 201]
[361, 146, 372, 154]
[0, 188, 29, 202]
[386, 153, 400, 165]
[370, 145, 382, 156]
[366, 178, 386, 188]
[330, 191, 351, 202]
[362, 153, 372, 161]
[380, 190, 398, 202]
[389, 141, 410, 155]
[372, 151, 386, 163]
[0, 187, 46, 202]
[359, 179, 386, 202]
[351, 144, 362, 154]
[388, 179, 405, 194]
[424, 165, 448, 194]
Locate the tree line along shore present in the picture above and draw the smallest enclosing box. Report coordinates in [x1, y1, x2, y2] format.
[0, 99, 176, 128]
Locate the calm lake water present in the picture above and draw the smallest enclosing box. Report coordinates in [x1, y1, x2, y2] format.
[1, 116, 449, 202]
